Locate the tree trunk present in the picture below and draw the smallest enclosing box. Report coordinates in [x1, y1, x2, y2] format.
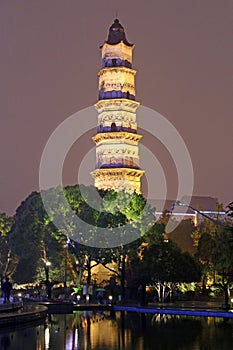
[223, 284, 230, 309]
[87, 258, 91, 285]
[121, 255, 126, 302]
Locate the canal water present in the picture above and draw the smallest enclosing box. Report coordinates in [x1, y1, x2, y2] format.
[0, 310, 233, 349]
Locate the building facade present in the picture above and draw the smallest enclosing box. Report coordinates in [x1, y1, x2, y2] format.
[91, 19, 144, 193]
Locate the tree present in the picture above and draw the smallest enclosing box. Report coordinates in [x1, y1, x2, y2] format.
[226, 202, 233, 218]
[0, 213, 16, 282]
[8, 185, 156, 291]
[9, 191, 64, 283]
[195, 209, 233, 308]
[66, 189, 151, 298]
[197, 228, 233, 307]
[131, 224, 201, 303]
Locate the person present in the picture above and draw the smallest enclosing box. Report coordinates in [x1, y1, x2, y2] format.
[137, 283, 146, 306]
[97, 291, 104, 304]
[2, 277, 12, 303]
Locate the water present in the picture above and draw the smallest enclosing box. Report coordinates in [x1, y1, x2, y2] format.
[0, 311, 233, 350]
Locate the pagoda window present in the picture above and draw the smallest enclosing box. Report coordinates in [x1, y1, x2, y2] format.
[111, 122, 117, 132]
[107, 59, 112, 67]
[116, 58, 122, 66]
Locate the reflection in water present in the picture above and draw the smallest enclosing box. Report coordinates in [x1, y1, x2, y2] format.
[0, 311, 233, 349]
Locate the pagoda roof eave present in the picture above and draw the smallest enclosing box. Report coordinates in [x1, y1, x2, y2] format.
[92, 131, 142, 144]
[100, 40, 134, 49]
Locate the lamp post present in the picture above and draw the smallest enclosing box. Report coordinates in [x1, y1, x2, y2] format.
[45, 261, 51, 299]
[63, 238, 70, 294]
[45, 261, 51, 283]
[75, 260, 80, 281]
[119, 245, 126, 303]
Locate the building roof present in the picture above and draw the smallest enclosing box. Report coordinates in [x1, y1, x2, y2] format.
[101, 19, 133, 47]
[148, 196, 221, 214]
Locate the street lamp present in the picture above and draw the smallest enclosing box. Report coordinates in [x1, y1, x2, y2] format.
[75, 260, 79, 271]
[45, 261, 51, 283]
[173, 201, 226, 228]
[45, 261, 52, 299]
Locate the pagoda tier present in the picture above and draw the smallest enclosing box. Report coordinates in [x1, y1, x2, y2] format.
[91, 168, 144, 194]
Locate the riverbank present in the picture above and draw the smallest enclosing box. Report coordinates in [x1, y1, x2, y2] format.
[0, 302, 48, 327]
[0, 300, 23, 313]
[0, 298, 233, 327]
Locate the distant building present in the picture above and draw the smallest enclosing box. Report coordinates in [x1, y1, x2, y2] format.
[150, 196, 226, 226]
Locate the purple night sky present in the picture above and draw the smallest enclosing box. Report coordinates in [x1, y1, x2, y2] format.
[0, 0, 232, 215]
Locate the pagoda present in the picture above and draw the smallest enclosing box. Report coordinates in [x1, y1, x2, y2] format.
[91, 19, 144, 193]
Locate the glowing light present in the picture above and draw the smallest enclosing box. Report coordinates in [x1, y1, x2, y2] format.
[200, 211, 226, 215]
[44, 327, 50, 350]
[155, 212, 196, 216]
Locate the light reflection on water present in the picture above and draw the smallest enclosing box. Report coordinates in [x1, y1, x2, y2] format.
[0, 311, 233, 350]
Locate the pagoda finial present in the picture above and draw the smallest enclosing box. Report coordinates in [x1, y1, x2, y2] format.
[105, 18, 133, 46]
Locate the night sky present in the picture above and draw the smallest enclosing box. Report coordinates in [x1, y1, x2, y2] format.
[0, 0, 232, 215]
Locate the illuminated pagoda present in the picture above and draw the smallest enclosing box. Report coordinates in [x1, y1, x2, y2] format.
[91, 19, 144, 193]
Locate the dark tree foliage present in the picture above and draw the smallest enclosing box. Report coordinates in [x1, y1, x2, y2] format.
[128, 224, 201, 302]
[132, 235, 201, 285]
[226, 202, 233, 218]
[0, 213, 16, 281]
[197, 228, 233, 307]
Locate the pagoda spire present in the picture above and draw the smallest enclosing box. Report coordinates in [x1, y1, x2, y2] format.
[104, 18, 133, 47]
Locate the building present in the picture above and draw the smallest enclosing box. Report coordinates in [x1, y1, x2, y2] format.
[91, 19, 144, 193]
[151, 196, 226, 226]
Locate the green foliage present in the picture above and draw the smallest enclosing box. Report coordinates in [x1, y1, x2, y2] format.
[130, 221, 201, 287]
[195, 215, 233, 306]
[226, 201, 233, 218]
[197, 229, 233, 278]
[0, 213, 14, 236]
[0, 213, 16, 279]
[8, 191, 63, 282]
[9, 185, 197, 292]
[71, 286, 83, 295]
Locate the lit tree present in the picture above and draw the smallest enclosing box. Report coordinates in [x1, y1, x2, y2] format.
[0, 213, 16, 282]
[196, 214, 233, 308]
[9, 191, 63, 283]
[130, 223, 201, 303]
